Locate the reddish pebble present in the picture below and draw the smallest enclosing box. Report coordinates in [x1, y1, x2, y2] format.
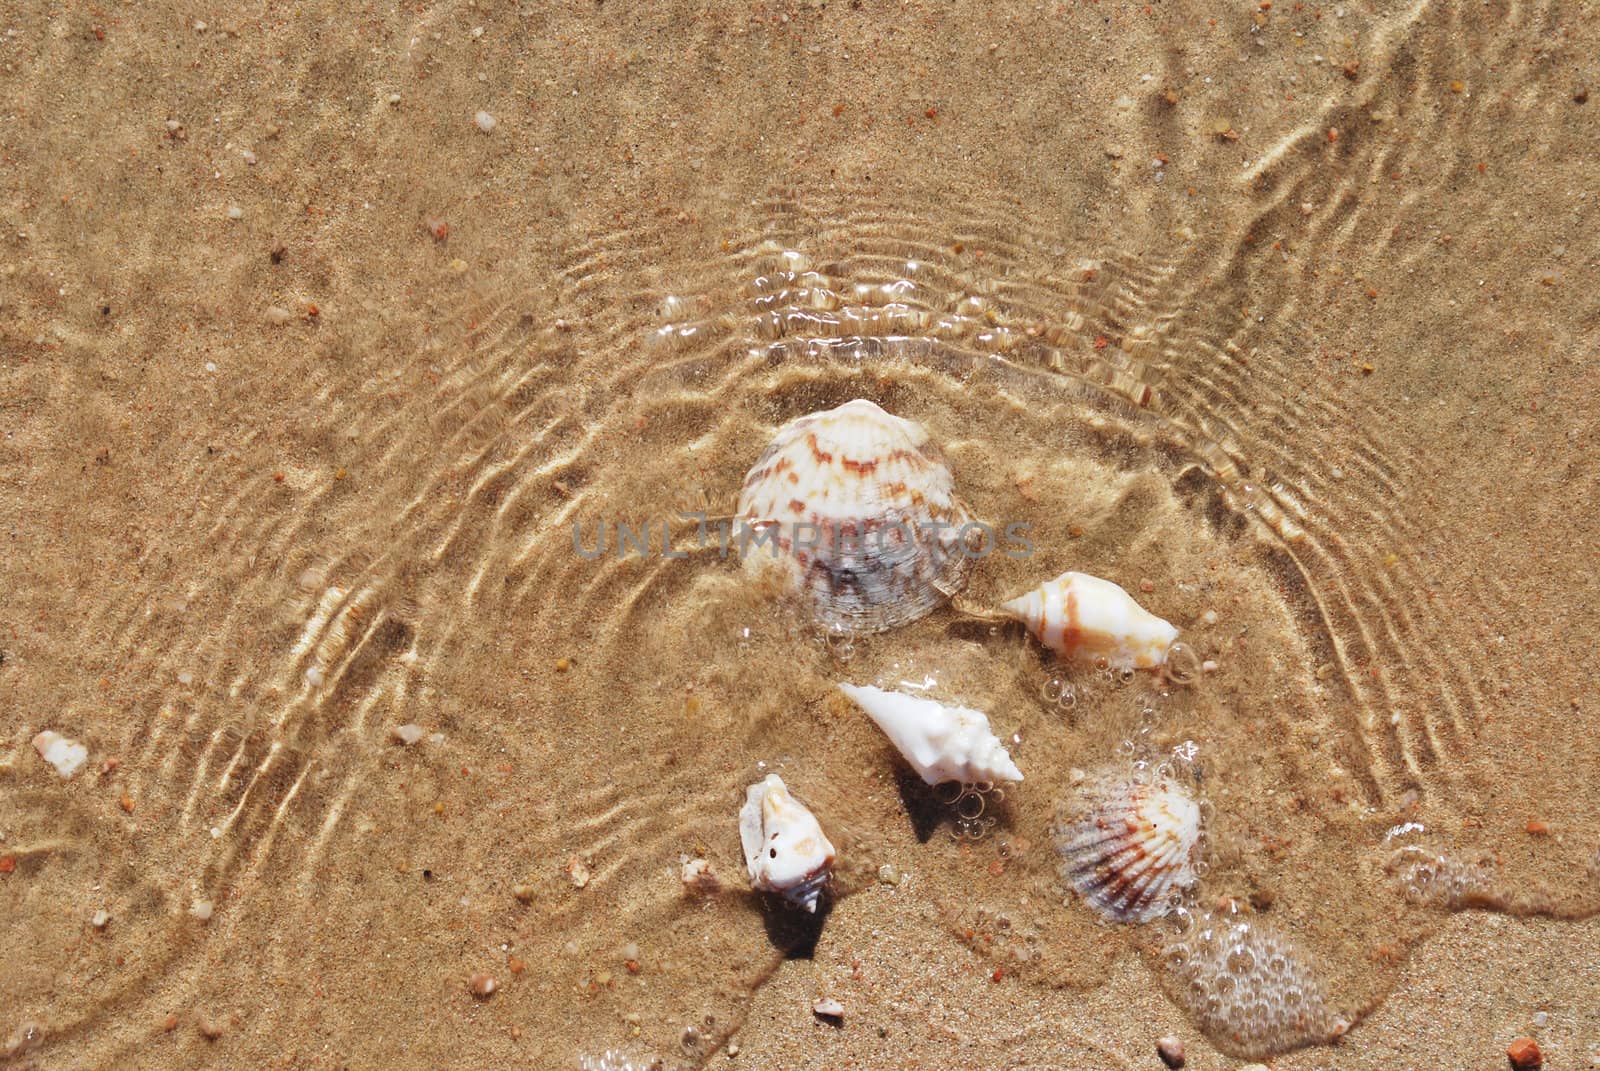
[425, 217, 449, 241]
[469, 973, 498, 998]
[0, 856, 15, 874]
[990, 967, 1003, 983]
[1525, 820, 1550, 836]
[1139, 579, 1156, 593]
[507, 956, 526, 975]
[162, 1013, 179, 1032]
[1507, 1037, 1541, 1069]
[1156, 1035, 1186, 1069]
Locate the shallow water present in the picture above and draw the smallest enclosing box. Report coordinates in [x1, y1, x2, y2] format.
[3, 0, 1598, 1067]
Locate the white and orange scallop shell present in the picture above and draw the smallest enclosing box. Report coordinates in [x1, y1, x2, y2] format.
[735, 399, 975, 634]
[1055, 776, 1202, 923]
[739, 774, 835, 912]
[1001, 570, 1178, 671]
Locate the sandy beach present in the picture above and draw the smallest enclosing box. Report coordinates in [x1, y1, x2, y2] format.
[3, 1, 1598, 1068]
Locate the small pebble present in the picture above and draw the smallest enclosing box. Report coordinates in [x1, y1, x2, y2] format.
[812, 998, 844, 1022]
[263, 306, 293, 326]
[387, 92, 402, 105]
[189, 899, 214, 922]
[204, 362, 217, 373]
[513, 883, 535, 902]
[474, 110, 497, 133]
[1200, 610, 1219, 626]
[1507, 1037, 1542, 1070]
[226, 205, 243, 220]
[92, 909, 111, 929]
[163, 1013, 179, 1032]
[1201, 659, 1219, 674]
[32, 731, 88, 778]
[448, 258, 469, 275]
[241, 149, 257, 165]
[304, 666, 325, 687]
[1156, 1035, 1186, 1069]
[392, 723, 424, 746]
[197, 1016, 223, 1040]
[876, 863, 903, 885]
[566, 856, 591, 888]
[680, 858, 720, 895]
[469, 972, 498, 998]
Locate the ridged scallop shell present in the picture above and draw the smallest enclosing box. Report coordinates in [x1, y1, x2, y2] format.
[739, 774, 835, 912]
[837, 683, 1023, 787]
[1002, 570, 1179, 671]
[735, 399, 975, 634]
[1056, 777, 1201, 923]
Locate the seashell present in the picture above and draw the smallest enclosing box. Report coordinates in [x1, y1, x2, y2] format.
[735, 398, 976, 634]
[739, 774, 835, 912]
[1056, 776, 1202, 923]
[1001, 570, 1178, 671]
[837, 683, 1023, 787]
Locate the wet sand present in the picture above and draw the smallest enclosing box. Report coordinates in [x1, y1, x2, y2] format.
[3, 1, 1599, 1068]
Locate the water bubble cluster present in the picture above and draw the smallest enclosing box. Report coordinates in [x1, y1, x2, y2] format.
[1385, 846, 1504, 910]
[939, 780, 1002, 840]
[1159, 909, 1349, 1058]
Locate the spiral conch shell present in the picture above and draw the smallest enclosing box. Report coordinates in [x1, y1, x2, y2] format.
[838, 683, 1023, 787]
[739, 774, 835, 912]
[735, 399, 976, 635]
[1056, 776, 1202, 923]
[1002, 570, 1178, 671]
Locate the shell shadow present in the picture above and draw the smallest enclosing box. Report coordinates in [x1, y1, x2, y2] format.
[893, 766, 949, 844]
[758, 892, 833, 960]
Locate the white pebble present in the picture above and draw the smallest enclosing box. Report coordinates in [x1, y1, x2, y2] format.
[812, 998, 844, 1020]
[203, 362, 217, 373]
[391, 723, 424, 746]
[241, 149, 257, 165]
[1532, 1011, 1549, 1027]
[263, 306, 293, 326]
[226, 206, 243, 220]
[32, 731, 88, 779]
[1201, 609, 1219, 626]
[428, 732, 446, 745]
[387, 93, 401, 105]
[92, 910, 111, 929]
[304, 666, 325, 687]
[1202, 659, 1219, 673]
[474, 110, 497, 133]
[177, 670, 194, 685]
[193, 19, 206, 32]
[471, 25, 485, 37]
[189, 899, 214, 922]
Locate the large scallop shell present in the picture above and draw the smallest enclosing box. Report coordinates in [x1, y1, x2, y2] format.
[1056, 776, 1202, 923]
[735, 399, 975, 634]
[837, 683, 1023, 787]
[739, 774, 836, 912]
[1002, 570, 1178, 671]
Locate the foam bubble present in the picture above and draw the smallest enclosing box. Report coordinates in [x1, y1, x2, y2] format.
[1157, 909, 1348, 1058]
